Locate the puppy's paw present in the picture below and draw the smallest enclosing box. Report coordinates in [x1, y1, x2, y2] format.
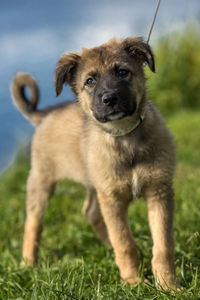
[20, 256, 35, 267]
[121, 275, 146, 287]
[155, 274, 182, 292]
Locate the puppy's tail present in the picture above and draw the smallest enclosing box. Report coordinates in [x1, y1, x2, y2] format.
[11, 72, 45, 126]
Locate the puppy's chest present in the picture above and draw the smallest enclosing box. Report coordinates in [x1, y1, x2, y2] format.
[113, 157, 143, 199]
[88, 137, 146, 198]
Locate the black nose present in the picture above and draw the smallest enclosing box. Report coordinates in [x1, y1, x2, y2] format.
[102, 93, 117, 106]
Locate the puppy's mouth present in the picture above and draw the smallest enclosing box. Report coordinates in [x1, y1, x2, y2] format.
[94, 111, 133, 123]
[107, 111, 127, 121]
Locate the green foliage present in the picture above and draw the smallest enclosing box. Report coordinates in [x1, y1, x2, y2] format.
[146, 23, 200, 115]
[0, 109, 200, 299]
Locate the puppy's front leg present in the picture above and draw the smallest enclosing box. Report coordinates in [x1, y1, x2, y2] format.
[145, 184, 176, 289]
[98, 191, 139, 284]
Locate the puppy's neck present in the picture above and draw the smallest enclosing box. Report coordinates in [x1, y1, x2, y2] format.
[102, 114, 144, 137]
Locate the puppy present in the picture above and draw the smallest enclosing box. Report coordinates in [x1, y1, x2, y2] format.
[11, 37, 177, 289]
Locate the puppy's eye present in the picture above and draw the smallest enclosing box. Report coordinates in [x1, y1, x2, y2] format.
[86, 77, 96, 87]
[117, 69, 129, 78]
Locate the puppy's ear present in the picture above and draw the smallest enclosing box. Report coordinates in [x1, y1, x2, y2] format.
[55, 52, 81, 96]
[122, 37, 155, 72]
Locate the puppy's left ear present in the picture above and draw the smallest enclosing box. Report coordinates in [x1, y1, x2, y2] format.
[55, 52, 81, 96]
[122, 37, 155, 72]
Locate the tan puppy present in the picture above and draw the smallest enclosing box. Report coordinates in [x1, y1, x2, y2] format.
[11, 37, 177, 289]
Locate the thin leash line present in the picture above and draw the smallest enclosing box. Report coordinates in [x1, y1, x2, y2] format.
[147, 0, 162, 44]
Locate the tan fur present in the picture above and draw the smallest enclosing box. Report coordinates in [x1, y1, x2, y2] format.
[11, 37, 177, 290]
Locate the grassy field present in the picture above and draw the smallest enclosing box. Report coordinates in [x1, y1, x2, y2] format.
[0, 109, 200, 299]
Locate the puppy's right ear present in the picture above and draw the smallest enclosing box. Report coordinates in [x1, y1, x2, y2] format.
[122, 37, 155, 73]
[55, 52, 81, 96]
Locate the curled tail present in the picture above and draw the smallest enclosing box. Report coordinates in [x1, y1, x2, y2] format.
[11, 72, 45, 126]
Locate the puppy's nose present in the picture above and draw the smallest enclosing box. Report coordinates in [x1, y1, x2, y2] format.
[102, 93, 117, 106]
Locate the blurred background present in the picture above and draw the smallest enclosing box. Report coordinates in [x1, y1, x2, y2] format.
[0, 0, 200, 173]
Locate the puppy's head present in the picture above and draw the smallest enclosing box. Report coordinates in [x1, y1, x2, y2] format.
[55, 37, 155, 135]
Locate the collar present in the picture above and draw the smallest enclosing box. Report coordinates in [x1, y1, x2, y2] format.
[103, 113, 145, 137]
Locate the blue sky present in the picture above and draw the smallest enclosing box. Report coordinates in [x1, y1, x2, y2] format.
[0, 0, 200, 172]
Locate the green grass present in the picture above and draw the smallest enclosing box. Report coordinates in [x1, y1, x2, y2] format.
[0, 110, 200, 299]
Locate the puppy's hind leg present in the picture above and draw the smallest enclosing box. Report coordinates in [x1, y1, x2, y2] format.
[22, 168, 55, 266]
[82, 189, 110, 246]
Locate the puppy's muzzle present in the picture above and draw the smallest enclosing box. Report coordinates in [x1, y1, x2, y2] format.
[93, 90, 137, 123]
[101, 92, 129, 122]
